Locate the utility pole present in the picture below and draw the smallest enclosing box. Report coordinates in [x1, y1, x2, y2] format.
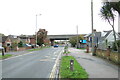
[76, 25, 79, 48]
[91, 0, 95, 55]
[35, 14, 42, 46]
[36, 14, 37, 46]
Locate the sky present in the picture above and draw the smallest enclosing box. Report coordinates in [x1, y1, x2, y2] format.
[0, 0, 119, 36]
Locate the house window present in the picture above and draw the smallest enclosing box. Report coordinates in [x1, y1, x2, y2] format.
[7, 43, 11, 47]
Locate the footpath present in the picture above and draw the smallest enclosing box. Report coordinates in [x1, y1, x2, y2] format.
[68, 48, 119, 78]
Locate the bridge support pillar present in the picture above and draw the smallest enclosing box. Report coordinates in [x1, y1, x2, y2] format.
[50, 40, 54, 46]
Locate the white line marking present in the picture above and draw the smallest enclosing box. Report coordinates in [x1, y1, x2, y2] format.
[2, 52, 34, 61]
[49, 49, 64, 78]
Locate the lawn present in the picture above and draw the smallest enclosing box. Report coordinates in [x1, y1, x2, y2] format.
[27, 46, 51, 51]
[60, 56, 88, 78]
[0, 54, 13, 59]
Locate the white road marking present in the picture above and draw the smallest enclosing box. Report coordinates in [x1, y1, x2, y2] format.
[49, 49, 64, 78]
[2, 52, 33, 61]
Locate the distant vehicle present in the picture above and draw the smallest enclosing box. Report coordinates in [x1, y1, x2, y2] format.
[24, 44, 32, 47]
[54, 45, 58, 47]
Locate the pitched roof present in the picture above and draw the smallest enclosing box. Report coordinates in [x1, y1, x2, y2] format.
[2, 36, 8, 43]
[102, 30, 112, 39]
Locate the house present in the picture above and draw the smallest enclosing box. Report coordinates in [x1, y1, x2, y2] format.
[2, 36, 12, 52]
[44, 38, 50, 46]
[19, 35, 30, 44]
[98, 30, 120, 50]
[84, 29, 101, 47]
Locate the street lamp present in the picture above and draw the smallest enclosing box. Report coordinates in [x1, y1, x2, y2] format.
[35, 14, 42, 46]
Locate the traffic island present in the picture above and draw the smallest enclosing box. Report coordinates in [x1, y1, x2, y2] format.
[59, 56, 88, 78]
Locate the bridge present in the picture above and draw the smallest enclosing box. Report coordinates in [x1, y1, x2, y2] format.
[47, 34, 85, 46]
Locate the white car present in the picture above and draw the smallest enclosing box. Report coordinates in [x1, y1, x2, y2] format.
[0, 46, 4, 50]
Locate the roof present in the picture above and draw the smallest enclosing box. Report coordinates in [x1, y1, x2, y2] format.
[84, 33, 92, 37]
[101, 30, 112, 39]
[2, 36, 8, 43]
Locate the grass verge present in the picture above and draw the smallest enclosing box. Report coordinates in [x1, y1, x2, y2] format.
[63, 51, 70, 54]
[0, 54, 13, 59]
[27, 46, 51, 51]
[60, 56, 88, 78]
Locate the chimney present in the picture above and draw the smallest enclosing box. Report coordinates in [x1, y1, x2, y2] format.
[93, 29, 96, 33]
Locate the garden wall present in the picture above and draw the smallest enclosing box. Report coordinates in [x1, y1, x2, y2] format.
[96, 49, 120, 64]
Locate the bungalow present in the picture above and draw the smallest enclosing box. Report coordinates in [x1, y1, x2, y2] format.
[84, 29, 101, 47]
[98, 30, 120, 50]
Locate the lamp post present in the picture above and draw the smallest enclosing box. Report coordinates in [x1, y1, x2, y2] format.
[35, 14, 42, 46]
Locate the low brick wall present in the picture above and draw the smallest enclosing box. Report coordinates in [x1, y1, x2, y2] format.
[96, 49, 120, 64]
[17, 47, 32, 51]
[110, 52, 120, 64]
[18, 47, 26, 51]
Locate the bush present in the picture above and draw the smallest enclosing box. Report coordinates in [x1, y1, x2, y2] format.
[112, 40, 120, 51]
[18, 41, 23, 47]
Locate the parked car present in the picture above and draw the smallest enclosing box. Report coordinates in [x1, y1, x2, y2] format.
[0, 46, 4, 55]
[54, 45, 58, 48]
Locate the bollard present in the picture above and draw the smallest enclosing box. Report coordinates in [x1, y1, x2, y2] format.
[70, 59, 74, 71]
[86, 45, 89, 53]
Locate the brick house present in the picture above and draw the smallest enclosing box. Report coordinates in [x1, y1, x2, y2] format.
[2, 36, 12, 52]
[44, 38, 50, 46]
[30, 37, 36, 45]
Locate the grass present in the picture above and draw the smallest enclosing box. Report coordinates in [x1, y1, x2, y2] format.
[60, 56, 88, 78]
[63, 51, 70, 54]
[0, 54, 13, 59]
[27, 46, 51, 51]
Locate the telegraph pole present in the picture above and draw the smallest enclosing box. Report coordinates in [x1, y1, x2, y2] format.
[91, 0, 95, 55]
[76, 25, 79, 48]
[36, 14, 37, 46]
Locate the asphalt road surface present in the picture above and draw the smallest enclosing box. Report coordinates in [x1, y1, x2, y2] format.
[2, 47, 64, 78]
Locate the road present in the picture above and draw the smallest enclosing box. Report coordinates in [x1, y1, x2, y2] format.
[2, 47, 64, 78]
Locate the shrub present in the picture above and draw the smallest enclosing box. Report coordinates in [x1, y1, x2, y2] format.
[112, 40, 120, 51]
[18, 41, 23, 47]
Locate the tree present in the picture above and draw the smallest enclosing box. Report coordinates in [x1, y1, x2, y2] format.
[0, 33, 5, 36]
[108, 2, 120, 15]
[18, 41, 23, 47]
[69, 35, 83, 47]
[100, 2, 119, 51]
[37, 29, 48, 46]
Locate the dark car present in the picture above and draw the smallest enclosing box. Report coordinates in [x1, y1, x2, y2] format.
[54, 45, 58, 47]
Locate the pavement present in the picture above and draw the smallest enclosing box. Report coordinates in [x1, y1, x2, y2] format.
[2, 47, 64, 78]
[68, 47, 119, 78]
